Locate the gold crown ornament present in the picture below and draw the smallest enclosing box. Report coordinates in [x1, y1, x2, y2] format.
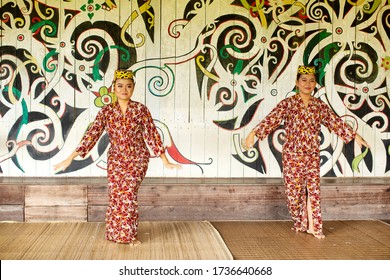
[297, 65, 316, 75]
[113, 69, 134, 82]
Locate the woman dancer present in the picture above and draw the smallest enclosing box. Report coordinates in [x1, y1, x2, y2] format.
[244, 65, 369, 239]
[55, 69, 181, 245]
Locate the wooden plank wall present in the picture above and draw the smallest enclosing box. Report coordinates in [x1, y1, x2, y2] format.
[88, 182, 289, 222]
[0, 178, 389, 222]
[0, 185, 24, 222]
[25, 185, 87, 222]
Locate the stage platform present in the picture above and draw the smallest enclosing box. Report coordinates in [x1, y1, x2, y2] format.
[0, 177, 389, 222]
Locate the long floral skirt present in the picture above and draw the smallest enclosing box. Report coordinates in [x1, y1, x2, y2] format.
[282, 151, 323, 235]
[105, 158, 148, 243]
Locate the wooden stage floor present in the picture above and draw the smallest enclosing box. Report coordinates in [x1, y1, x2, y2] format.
[0, 220, 389, 260]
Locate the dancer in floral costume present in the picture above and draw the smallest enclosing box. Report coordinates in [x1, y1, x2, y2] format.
[244, 65, 369, 239]
[55, 70, 181, 245]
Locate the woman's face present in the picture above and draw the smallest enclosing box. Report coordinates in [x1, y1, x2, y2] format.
[296, 74, 316, 96]
[113, 78, 135, 102]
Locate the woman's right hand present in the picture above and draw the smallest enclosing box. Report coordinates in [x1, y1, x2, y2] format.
[53, 151, 79, 172]
[243, 131, 256, 150]
[53, 158, 73, 172]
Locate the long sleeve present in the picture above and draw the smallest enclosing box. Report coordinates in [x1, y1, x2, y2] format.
[252, 99, 287, 140]
[141, 106, 165, 157]
[75, 109, 106, 158]
[320, 103, 356, 144]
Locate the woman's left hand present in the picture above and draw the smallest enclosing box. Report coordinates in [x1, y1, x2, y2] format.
[163, 162, 182, 170]
[160, 152, 182, 170]
[355, 134, 370, 149]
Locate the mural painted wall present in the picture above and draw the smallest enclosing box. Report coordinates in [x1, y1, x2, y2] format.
[0, 0, 389, 178]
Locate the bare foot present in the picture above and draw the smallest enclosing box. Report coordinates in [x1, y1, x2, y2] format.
[129, 239, 141, 246]
[291, 227, 306, 233]
[307, 230, 325, 239]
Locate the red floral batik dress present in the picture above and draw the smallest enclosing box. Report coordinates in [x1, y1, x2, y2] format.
[252, 94, 355, 235]
[76, 101, 165, 243]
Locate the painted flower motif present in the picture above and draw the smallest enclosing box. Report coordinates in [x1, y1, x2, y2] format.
[80, 0, 101, 20]
[94, 86, 116, 108]
[381, 56, 390, 71]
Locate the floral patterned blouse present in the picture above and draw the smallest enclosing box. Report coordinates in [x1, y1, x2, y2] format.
[76, 101, 165, 163]
[253, 94, 356, 154]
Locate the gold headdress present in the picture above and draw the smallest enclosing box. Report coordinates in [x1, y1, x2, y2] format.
[297, 65, 316, 75]
[113, 69, 134, 82]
